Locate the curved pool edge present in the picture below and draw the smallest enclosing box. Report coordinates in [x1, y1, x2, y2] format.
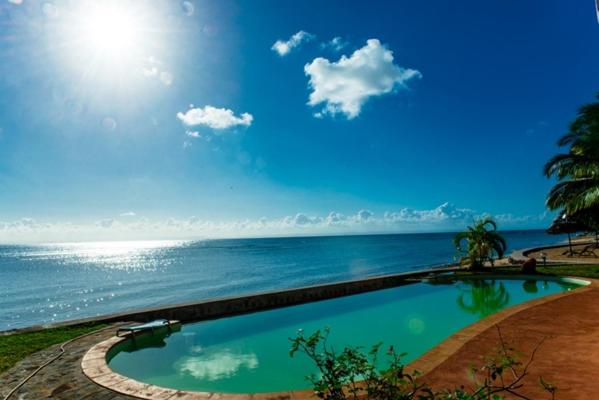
[82, 275, 597, 400]
[406, 275, 595, 376]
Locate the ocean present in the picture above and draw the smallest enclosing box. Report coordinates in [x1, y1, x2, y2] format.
[0, 230, 561, 331]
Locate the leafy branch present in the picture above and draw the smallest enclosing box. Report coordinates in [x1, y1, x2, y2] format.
[290, 326, 556, 400]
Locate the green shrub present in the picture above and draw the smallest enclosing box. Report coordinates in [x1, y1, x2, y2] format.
[290, 327, 555, 400]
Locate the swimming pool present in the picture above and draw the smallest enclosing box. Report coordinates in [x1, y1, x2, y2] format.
[106, 276, 585, 394]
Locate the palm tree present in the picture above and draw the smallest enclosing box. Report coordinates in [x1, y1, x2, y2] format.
[544, 93, 599, 215]
[454, 217, 507, 269]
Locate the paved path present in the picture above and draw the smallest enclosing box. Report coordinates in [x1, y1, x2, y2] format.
[0, 324, 136, 400]
[420, 285, 599, 399]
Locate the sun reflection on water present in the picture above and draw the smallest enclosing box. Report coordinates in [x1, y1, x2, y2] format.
[27, 240, 188, 271]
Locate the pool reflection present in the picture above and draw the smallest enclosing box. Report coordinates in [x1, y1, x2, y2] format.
[456, 279, 510, 318]
[178, 349, 259, 381]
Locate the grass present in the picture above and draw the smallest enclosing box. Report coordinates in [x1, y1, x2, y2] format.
[536, 264, 599, 279]
[0, 322, 108, 374]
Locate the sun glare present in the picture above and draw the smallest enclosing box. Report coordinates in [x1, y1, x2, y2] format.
[53, 1, 162, 83]
[79, 4, 142, 58]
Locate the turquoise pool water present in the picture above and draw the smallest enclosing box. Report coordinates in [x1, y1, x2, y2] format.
[108, 276, 583, 393]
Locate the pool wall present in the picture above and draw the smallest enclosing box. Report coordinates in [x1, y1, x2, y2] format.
[7, 266, 460, 334]
[82, 274, 595, 400]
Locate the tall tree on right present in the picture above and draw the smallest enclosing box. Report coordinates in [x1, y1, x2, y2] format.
[544, 93, 599, 219]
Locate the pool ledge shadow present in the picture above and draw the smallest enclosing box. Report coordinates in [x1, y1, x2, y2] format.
[81, 275, 597, 400]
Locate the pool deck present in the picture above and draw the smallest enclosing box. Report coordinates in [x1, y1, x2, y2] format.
[2, 275, 599, 399]
[510, 241, 599, 264]
[418, 279, 599, 399]
[0, 323, 135, 400]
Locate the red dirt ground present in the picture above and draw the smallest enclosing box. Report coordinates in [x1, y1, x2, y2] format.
[420, 287, 599, 399]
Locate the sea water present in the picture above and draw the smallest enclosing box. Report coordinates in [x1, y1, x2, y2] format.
[0, 230, 562, 331]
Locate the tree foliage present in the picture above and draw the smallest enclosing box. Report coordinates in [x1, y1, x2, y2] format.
[290, 327, 556, 400]
[456, 280, 510, 318]
[453, 217, 507, 269]
[544, 93, 599, 216]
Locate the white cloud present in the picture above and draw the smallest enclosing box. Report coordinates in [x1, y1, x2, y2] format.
[325, 211, 347, 226]
[186, 130, 201, 138]
[284, 213, 322, 226]
[495, 211, 549, 225]
[271, 30, 315, 56]
[322, 37, 348, 52]
[304, 39, 422, 119]
[119, 211, 136, 217]
[383, 203, 476, 224]
[356, 209, 374, 223]
[177, 106, 253, 130]
[0, 205, 552, 243]
[143, 57, 173, 86]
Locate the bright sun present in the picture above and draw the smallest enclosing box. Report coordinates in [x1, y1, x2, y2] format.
[80, 4, 142, 57]
[73, 2, 145, 62]
[55, 1, 158, 81]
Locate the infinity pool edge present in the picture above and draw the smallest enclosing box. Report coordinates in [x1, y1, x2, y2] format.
[82, 274, 595, 400]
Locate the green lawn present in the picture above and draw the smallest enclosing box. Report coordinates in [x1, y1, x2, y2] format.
[536, 264, 599, 279]
[481, 263, 599, 279]
[0, 323, 107, 374]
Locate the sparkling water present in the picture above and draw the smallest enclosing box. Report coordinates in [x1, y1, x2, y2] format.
[0, 230, 563, 331]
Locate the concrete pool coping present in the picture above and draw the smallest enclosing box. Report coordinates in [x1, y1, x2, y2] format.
[81, 273, 596, 400]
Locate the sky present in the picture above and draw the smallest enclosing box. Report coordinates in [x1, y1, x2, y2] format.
[0, 0, 598, 243]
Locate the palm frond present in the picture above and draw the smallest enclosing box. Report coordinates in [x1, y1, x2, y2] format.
[543, 153, 599, 179]
[546, 177, 599, 213]
[453, 217, 506, 269]
[548, 95, 599, 216]
[477, 216, 497, 231]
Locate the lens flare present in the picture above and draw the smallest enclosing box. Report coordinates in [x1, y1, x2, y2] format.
[73, 2, 144, 63]
[50, 0, 165, 86]
[91, 11, 135, 49]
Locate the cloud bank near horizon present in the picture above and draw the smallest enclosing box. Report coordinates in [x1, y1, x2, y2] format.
[0, 203, 550, 244]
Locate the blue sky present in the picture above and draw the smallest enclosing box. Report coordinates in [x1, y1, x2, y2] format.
[0, 0, 598, 242]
